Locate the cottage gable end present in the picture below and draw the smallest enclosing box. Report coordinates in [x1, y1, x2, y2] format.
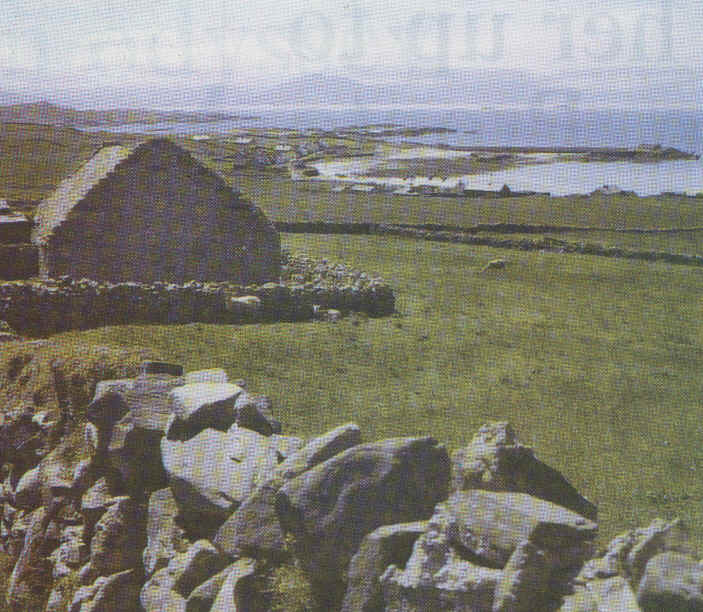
[30, 138, 280, 284]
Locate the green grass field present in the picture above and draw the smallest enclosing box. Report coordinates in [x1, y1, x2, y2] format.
[232, 173, 703, 231]
[467, 229, 703, 255]
[52, 233, 703, 550]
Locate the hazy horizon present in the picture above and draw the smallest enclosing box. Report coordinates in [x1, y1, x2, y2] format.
[2, 0, 701, 111]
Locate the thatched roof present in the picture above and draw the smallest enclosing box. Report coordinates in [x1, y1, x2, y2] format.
[31, 138, 242, 246]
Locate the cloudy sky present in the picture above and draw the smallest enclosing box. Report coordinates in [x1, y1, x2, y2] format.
[1, 0, 701, 108]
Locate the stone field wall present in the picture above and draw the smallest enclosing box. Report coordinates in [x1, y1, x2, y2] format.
[0, 253, 395, 337]
[0, 354, 699, 612]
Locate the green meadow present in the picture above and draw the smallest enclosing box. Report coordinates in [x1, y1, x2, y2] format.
[53, 232, 703, 550]
[3, 123, 703, 550]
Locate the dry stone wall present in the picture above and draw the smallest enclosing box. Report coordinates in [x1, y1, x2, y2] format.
[0, 358, 700, 612]
[0, 253, 395, 337]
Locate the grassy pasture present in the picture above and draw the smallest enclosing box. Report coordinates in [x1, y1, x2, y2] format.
[469, 229, 703, 255]
[52, 233, 703, 550]
[232, 173, 703, 230]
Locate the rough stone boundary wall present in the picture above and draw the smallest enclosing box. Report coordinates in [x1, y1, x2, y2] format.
[274, 220, 703, 235]
[0, 276, 395, 337]
[0, 244, 39, 279]
[275, 221, 703, 267]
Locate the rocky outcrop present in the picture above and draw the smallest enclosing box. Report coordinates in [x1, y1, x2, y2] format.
[637, 552, 703, 611]
[452, 421, 597, 520]
[275, 437, 450, 590]
[213, 422, 361, 561]
[1, 357, 702, 612]
[342, 521, 427, 612]
[162, 426, 280, 525]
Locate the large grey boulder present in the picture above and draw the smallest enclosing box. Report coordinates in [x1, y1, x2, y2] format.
[167, 382, 244, 440]
[579, 518, 693, 584]
[492, 540, 550, 612]
[437, 490, 597, 569]
[184, 368, 229, 385]
[185, 564, 234, 612]
[162, 425, 279, 523]
[140, 540, 229, 612]
[140, 566, 187, 612]
[172, 540, 230, 598]
[69, 569, 140, 612]
[233, 391, 281, 436]
[341, 521, 427, 612]
[274, 422, 362, 480]
[143, 487, 189, 577]
[452, 422, 597, 521]
[559, 577, 641, 612]
[83, 497, 145, 581]
[213, 423, 361, 560]
[275, 436, 450, 586]
[637, 552, 703, 612]
[86, 379, 135, 431]
[381, 522, 501, 612]
[102, 374, 184, 493]
[210, 558, 258, 612]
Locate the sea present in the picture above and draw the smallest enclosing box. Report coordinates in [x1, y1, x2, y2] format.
[82, 108, 703, 196]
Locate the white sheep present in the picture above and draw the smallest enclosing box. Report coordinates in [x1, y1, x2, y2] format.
[479, 258, 508, 273]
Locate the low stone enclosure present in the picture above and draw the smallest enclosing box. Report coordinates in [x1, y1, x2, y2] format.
[0, 355, 700, 612]
[276, 221, 703, 268]
[0, 253, 395, 337]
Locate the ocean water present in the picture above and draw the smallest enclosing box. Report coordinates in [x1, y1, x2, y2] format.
[84, 108, 703, 195]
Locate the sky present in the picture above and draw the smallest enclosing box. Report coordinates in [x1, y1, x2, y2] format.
[1, 0, 702, 108]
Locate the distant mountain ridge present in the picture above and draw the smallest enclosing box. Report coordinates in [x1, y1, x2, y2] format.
[0, 101, 248, 126]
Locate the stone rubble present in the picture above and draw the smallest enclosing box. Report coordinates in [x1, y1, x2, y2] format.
[0, 359, 700, 612]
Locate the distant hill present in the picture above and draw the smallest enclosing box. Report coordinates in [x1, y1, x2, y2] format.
[0, 102, 248, 127]
[227, 71, 571, 108]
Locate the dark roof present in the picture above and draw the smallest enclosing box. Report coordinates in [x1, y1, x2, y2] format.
[32, 143, 134, 244]
[32, 138, 240, 246]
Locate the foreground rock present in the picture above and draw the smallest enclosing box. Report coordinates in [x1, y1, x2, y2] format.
[166, 382, 244, 440]
[452, 421, 597, 520]
[637, 552, 703, 612]
[2, 348, 703, 612]
[70, 569, 141, 612]
[213, 422, 361, 560]
[162, 425, 279, 525]
[275, 436, 450, 590]
[143, 487, 189, 577]
[341, 521, 427, 612]
[381, 523, 502, 612]
[380, 490, 596, 612]
[437, 490, 597, 569]
[96, 373, 184, 494]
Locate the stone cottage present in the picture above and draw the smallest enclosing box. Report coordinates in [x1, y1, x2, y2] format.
[31, 139, 280, 284]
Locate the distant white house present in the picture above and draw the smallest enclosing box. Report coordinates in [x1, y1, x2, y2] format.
[234, 137, 254, 145]
[275, 144, 293, 152]
[592, 184, 623, 195]
[392, 187, 417, 196]
[191, 134, 211, 141]
[351, 184, 377, 193]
